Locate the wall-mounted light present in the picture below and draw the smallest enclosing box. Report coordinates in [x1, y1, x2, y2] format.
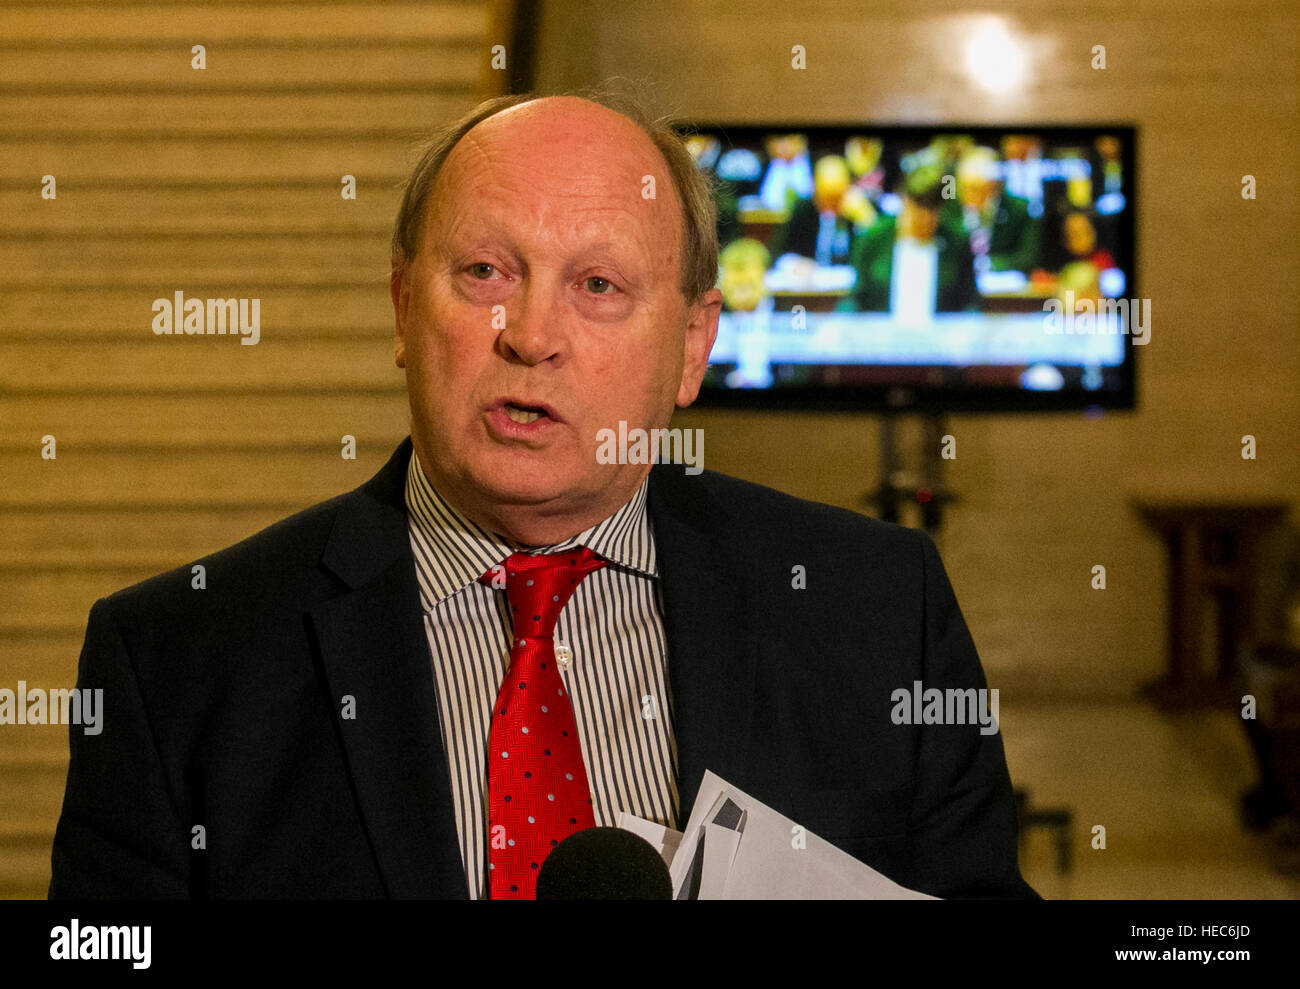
[965, 20, 1028, 94]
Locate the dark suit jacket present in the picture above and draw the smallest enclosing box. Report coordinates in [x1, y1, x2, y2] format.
[838, 214, 978, 314]
[939, 193, 1043, 275]
[769, 196, 855, 265]
[49, 437, 1036, 899]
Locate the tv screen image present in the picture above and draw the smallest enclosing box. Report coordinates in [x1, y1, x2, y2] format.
[683, 124, 1139, 411]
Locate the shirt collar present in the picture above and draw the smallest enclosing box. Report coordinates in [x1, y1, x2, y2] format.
[404, 448, 658, 612]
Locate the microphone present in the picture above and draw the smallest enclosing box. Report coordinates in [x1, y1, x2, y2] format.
[535, 827, 673, 899]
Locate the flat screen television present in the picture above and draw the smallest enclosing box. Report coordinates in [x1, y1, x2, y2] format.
[681, 124, 1139, 412]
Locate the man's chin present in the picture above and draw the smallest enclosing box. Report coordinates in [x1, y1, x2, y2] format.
[468, 456, 587, 508]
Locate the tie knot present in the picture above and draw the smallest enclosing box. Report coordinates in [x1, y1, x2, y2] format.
[479, 547, 608, 639]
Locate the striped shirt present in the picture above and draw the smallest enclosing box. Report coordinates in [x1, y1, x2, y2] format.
[404, 450, 679, 899]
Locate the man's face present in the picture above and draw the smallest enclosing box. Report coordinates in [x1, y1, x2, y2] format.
[957, 151, 1000, 211]
[899, 198, 939, 242]
[811, 156, 850, 213]
[1064, 212, 1097, 257]
[392, 98, 720, 544]
[719, 258, 767, 312]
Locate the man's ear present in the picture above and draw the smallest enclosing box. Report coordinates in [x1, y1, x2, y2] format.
[391, 261, 409, 369]
[676, 287, 722, 407]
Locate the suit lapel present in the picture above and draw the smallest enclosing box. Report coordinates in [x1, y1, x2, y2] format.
[308, 438, 469, 898]
[647, 464, 759, 826]
[306, 441, 758, 891]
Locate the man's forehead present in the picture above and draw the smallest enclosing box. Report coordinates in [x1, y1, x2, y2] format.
[442, 143, 648, 204]
[433, 171, 658, 247]
[466, 96, 656, 159]
[437, 207, 648, 262]
[429, 101, 682, 254]
[444, 107, 661, 199]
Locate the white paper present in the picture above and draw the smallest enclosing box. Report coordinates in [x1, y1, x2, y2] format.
[615, 811, 683, 870]
[669, 770, 937, 900]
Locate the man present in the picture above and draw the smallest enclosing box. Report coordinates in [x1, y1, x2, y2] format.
[768, 154, 869, 266]
[950, 145, 1042, 276]
[839, 164, 978, 316]
[716, 238, 775, 388]
[50, 91, 1035, 899]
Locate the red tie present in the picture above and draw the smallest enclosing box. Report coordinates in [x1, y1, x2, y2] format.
[478, 547, 608, 899]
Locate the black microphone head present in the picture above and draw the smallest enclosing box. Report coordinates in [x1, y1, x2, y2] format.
[535, 826, 673, 900]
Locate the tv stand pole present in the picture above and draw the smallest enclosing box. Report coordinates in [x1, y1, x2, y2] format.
[867, 411, 956, 536]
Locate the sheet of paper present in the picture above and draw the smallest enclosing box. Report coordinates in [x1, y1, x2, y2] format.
[698, 822, 743, 900]
[615, 811, 683, 870]
[668, 776, 728, 894]
[670, 770, 937, 900]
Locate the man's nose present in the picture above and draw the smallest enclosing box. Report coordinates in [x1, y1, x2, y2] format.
[496, 275, 565, 366]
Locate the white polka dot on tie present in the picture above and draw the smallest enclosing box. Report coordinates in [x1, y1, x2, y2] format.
[521, 726, 529, 734]
[541, 706, 548, 713]
[565, 773, 573, 780]
[547, 794, 555, 801]
[528, 816, 535, 823]
[527, 579, 534, 586]
[501, 751, 508, 758]
[508, 839, 515, 846]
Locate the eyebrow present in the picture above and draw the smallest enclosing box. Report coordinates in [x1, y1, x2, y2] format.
[439, 216, 519, 252]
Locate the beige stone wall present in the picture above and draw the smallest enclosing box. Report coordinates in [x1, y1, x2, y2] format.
[535, 0, 1300, 697]
[0, 0, 499, 899]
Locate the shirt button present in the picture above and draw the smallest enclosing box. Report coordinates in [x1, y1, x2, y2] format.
[555, 645, 573, 668]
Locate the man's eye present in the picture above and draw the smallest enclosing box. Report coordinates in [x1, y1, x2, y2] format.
[585, 276, 617, 294]
[469, 262, 497, 279]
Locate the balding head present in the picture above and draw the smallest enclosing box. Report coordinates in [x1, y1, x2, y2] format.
[389, 89, 722, 547]
[428, 96, 687, 325]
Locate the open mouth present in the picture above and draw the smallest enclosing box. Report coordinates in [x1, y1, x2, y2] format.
[502, 401, 549, 425]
